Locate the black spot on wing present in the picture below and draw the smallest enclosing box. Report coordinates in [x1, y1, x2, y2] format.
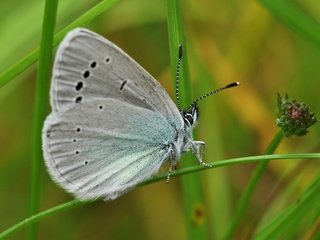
[75, 96, 82, 103]
[83, 70, 90, 78]
[75, 81, 83, 91]
[90, 61, 97, 68]
[105, 57, 111, 63]
[120, 80, 127, 90]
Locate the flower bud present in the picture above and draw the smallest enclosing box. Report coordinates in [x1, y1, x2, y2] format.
[275, 93, 317, 137]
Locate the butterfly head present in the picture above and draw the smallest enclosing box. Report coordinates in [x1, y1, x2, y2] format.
[182, 102, 198, 129]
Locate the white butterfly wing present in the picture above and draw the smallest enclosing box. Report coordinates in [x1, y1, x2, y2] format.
[50, 28, 183, 128]
[43, 28, 185, 200]
[43, 99, 173, 200]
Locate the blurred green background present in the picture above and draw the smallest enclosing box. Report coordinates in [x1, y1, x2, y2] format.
[0, 0, 319, 239]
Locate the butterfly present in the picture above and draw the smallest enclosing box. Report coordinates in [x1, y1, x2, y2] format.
[42, 28, 239, 200]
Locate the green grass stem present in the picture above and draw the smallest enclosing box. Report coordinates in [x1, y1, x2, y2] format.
[142, 153, 320, 185]
[1, 153, 319, 239]
[255, 176, 320, 239]
[29, 0, 58, 239]
[0, 200, 87, 240]
[166, 0, 208, 239]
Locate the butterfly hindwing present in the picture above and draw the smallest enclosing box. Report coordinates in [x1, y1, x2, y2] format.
[43, 99, 173, 200]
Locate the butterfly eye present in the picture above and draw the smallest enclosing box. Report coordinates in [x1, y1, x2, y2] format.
[184, 113, 194, 126]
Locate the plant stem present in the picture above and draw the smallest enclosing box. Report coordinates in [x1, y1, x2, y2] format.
[255, 176, 320, 240]
[0, 200, 87, 240]
[166, 0, 208, 239]
[223, 130, 284, 239]
[1, 153, 319, 239]
[29, 0, 58, 239]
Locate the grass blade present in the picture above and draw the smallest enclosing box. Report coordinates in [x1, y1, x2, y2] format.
[255, 176, 320, 239]
[167, 0, 208, 239]
[191, 48, 232, 239]
[0, 200, 87, 240]
[28, 0, 59, 239]
[1, 153, 319, 239]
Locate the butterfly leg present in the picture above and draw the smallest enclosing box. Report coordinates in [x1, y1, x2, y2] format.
[166, 162, 177, 183]
[166, 164, 174, 183]
[191, 141, 212, 167]
[166, 147, 178, 183]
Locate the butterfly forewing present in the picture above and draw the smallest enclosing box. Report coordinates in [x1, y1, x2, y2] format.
[50, 28, 182, 127]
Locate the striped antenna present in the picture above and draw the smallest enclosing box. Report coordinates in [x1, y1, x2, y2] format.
[175, 44, 183, 110]
[187, 82, 240, 109]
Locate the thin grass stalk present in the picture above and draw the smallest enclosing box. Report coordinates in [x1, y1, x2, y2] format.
[28, 0, 59, 239]
[166, 0, 209, 239]
[255, 176, 320, 239]
[0, 154, 319, 239]
[0, 200, 87, 240]
[190, 48, 232, 239]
